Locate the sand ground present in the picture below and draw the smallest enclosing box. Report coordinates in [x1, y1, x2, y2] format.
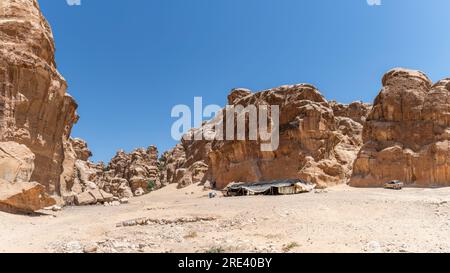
[0, 184, 449, 253]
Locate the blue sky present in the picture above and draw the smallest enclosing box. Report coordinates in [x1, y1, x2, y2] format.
[39, 0, 450, 162]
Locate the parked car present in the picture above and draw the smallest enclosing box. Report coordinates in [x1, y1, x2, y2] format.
[384, 180, 404, 190]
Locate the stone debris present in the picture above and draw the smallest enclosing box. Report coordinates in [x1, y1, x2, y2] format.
[116, 216, 218, 228]
[44, 205, 62, 212]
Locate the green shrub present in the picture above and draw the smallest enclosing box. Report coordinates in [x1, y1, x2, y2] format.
[147, 180, 156, 191]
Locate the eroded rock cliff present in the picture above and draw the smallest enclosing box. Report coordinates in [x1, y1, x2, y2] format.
[60, 139, 163, 205]
[161, 85, 370, 189]
[0, 141, 55, 213]
[0, 0, 78, 195]
[351, 68, 450, 187]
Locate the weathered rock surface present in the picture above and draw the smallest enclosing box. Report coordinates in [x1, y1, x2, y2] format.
[62, 142, 162, 205]
[162, 84, 369, 189]
[0, 141, 34, 183]
[0, 0, 78, 195]
[351, 68, 450, 187]
[58, 138, 101, 204]
[0, 179, 56, 213]
[0, 140, 55, 213]
[330, 101, 372, 124]
[160, 140, 210, 189]
[105, 146, 161, 195]
[71, 138, 92, 161]
[211, 85, 366, 188]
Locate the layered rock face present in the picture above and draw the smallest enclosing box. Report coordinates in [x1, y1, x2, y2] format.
[59, 138, 109, 205]
[160, 140, 210, 189]
[0, 141, 34, 183]
[0, 142, 55, 213]
[104, 146, 161, 195]
[0, 179, 55, 213]
[351, 68, 450, 187]
[0, 0, 78, 194]
[162, 85, 368, 189]
[330, 101, 372, 124]
[61, 141, 163, 205]
[210, 85, 366, 188]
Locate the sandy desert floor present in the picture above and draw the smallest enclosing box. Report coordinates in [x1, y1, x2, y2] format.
[0, 184, 449, 253]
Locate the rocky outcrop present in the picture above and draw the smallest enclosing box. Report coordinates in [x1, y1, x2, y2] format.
[211, 85, 365, 188]
[0, 179, 55, 214]
[330, 101, 372, 124]
[71, 138, 93, 161]
[0, 141, 34, 183]
[58, 138, 115, 205]
[162, 84, 368, 189]
[0, 141, 55, 213]
[58, 137, 164, 205]
[0, 0, 78, 195]
[350, 68, 450, 187]
[105, 146, 161, 195]
[160, 140, 211, 189]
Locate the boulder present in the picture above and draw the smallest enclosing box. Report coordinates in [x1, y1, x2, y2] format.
[99, 190, 114, 202]
[134, 187, 145, 196]
[75, 191, 96, 206]
[88, 189, 104, 203]
[0, 179, 56, 214]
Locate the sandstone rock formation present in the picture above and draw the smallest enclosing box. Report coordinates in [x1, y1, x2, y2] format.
[0, 141, 34, 183]
[57, 138, 118, 205]
[0, 179, 55, 214]
[162, 85, 369, 189]
[351, 68, 450, 187]
[104, 146, 161, 195]
[0, 141, 55, 213]
[211, 85, 365, 188]
[60, 141, 163, 205]
[71, 138, 93, 161]
[160, 140, 210, 189]
[0, 0, 78, 195]
[330, 101, 372, 124]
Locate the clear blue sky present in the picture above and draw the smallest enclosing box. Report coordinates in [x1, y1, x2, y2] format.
[39, 0, 450, 162]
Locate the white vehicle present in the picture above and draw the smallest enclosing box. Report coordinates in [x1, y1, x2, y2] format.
[384, 180, 404, 190]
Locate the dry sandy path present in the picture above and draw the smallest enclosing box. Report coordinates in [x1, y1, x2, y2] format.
[1, 184, 449, 253]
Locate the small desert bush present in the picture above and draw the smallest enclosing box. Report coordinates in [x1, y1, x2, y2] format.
[282, 242, 300, 252]
[205, 246, 226, 253]
[147, 180, 156, 192]
[184, 231, 198, 239]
